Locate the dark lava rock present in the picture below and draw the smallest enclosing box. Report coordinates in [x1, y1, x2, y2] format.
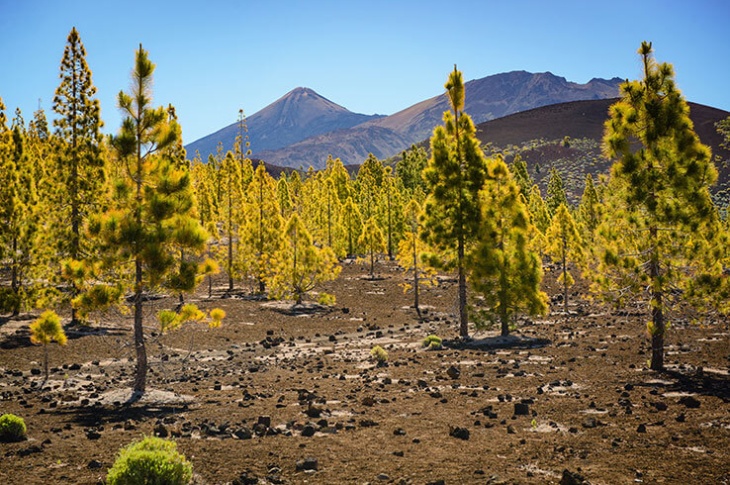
[582, 417, 598, 429]
[85, 429, 102, 440]
[233, 427, 253, 440]
[560, 468, 590, 485]
[154, 423, 168, 438]
[295, 457, 319, 471]
[87, 460, 103, 470]
[393, 428, 406, 436]
[449, 426, 470, 440]
[637, 423, 647, 433]
[678, 395, 701, 408]
[301, 424, 317, 437]
[514, 402, 530, 416]
[232, 471, 260, 485]
[446, 365, 461, 379]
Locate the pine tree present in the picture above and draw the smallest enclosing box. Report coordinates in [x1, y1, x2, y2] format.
[546, 203, 585, 314]
[545, 167, 568, 216]
[342, 196, 363, 257]
[396, 145, 428, 195]
[470, 156, 548, 336]
[422, 66, 490, 337]
[51, 28, 106, 322]
[510, 154, 534, 200]
[0, 112, 44, 315]
[86, 45, 210, 394]
[29, 310, 67, 380]
[239, 163, 282, 293]
[358, 216, 386, 279]
[381, 166, 404, 260]
[577, 173, 602, 242]
[217, 151, 245, 291]
[269, 213, 341, 304]
[397, 199, 435, 317]
[596, 41, 719, 371]
[527, 184, 551, 257]
[356, 153, 385, 222]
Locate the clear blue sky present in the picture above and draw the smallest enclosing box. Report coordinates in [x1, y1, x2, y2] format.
[1, 0, 728, 144]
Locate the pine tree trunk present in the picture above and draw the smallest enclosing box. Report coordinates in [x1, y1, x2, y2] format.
[132, 260, 147, 394]
[562, 236, 569, 315]
[648, 225, 664, 371]
[413, 232, 421, 318]
[458, 235, 468, 337]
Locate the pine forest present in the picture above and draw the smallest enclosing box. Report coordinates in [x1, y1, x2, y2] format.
[1, 30, 729, 485]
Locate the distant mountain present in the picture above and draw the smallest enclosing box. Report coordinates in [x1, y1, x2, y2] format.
[248, 71, 624, 169]
[185, 87, 383, 161]
[469, 98, 730, 201]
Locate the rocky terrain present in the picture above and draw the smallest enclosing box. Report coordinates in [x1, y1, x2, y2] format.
[1, 261, 729, 484]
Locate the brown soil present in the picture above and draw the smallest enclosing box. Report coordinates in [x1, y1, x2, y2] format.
[1, 261, 729, 484]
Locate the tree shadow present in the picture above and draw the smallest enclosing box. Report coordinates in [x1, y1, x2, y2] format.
[662, 369, 730, 402]
[444, 333, 552, 351]
[0, 323, 127, 350]
[51, 401, 191, 428]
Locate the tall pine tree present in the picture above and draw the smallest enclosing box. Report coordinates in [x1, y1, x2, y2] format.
[52, 28, 107, 322]
[422, 66, 489, 337]
[596, 41, 719, 371]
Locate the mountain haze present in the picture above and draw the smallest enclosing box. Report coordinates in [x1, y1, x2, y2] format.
[186, 71, 624, 168]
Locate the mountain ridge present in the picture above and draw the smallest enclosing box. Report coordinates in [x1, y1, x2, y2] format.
[185, 71, 625, 168]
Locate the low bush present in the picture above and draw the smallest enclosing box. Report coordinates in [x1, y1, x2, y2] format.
[0, 414, 27, 442]
[370, 345, 388, 366]
[422, 334, 442, 350]
[106, 435, 192, 485]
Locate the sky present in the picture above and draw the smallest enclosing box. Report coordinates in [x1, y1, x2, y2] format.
[1, 0, 729, 145]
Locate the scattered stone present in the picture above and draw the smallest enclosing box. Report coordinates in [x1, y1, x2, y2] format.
[637, 423, 647, 433]
[678, 396, 700, 409]
[377, 473, 390, 480]
[449, 426, 470, 440]
[514, 402, 530, 416]
[560, 468, 589, 485]
[296, 457, 318, 472]
[87, 460, 103, 470]
[301, 424, 317, 437]
[446, 366, 461, 379]
[154, 423, 168, 438]
[581, 417, 598, 429]
[233, 427, 253, 440]
[506, 424, 517, 434]
[393, 428, 406, 436]
[232, 471, 259, 485]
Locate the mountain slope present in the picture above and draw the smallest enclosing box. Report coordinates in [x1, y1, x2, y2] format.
[185, 87, 383, 160]
[470, 98, 730, 201]
[256, 71, 623, 169]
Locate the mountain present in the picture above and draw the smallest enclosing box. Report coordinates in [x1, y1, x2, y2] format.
[185, 87, 383, 161]
[185, 71, 622, 167]
[245, 71, 624, 169]
[469, 98, 730, 202]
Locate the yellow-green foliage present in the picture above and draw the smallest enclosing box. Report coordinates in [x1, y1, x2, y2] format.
[29, 310, 67, 346]
[422, 334, 442, 350]
[370, 345, 388, 364]
[157, 304, 225, 333]
[106, 436, 192, 485]
[0, 414, 27, 442]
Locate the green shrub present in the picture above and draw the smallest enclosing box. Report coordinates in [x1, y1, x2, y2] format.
[0, 414, 27, 442]
[370, 345, 388, 366]
[317, 292, 337, 306]
[106, 435, 192, 485]
[422, 334, 442, 350]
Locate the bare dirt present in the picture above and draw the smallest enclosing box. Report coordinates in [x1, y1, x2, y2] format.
[1, 261, 729, 484]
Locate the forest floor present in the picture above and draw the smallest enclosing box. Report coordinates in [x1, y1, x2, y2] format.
[0, 260, 729, 484]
